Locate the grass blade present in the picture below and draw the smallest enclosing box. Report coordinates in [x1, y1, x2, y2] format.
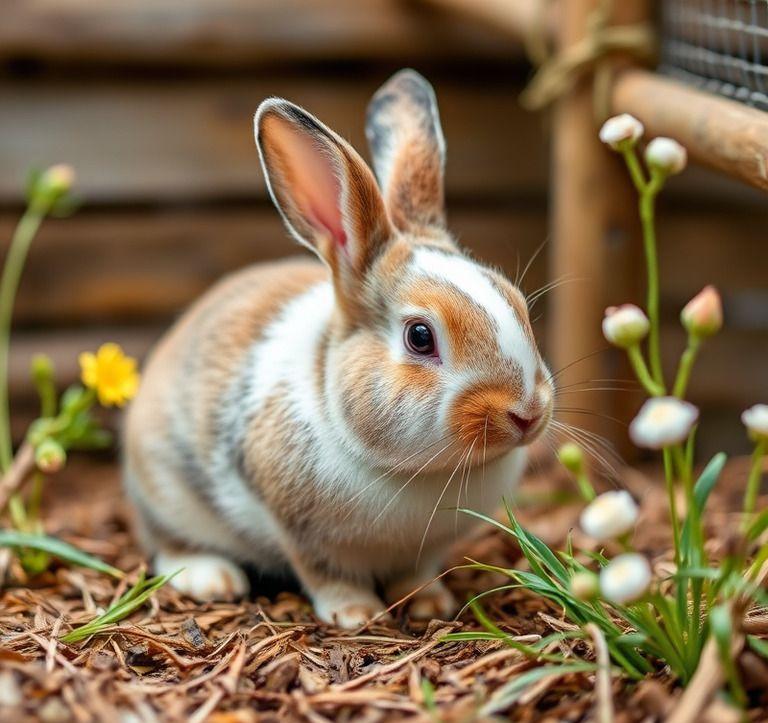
[479, 662, 596, 716]
[0, 529, 123, 578]
[60, 570, 177, 644]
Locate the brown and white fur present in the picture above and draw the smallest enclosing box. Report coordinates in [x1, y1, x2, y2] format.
[123, 70, 554, 628]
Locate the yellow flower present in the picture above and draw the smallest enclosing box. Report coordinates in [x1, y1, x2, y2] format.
[79, 343, 139, 407]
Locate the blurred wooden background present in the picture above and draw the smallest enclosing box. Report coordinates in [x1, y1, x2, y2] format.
[1, 0, 766, 459]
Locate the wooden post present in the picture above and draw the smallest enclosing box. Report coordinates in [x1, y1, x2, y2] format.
[548, 1, 646, 454]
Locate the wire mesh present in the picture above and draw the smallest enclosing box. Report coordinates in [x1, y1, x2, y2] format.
[661, 0, 768, 110]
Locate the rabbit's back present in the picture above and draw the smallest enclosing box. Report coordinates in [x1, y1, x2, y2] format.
[123, 255, 329, 563]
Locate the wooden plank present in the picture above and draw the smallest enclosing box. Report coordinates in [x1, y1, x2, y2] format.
[658, 211, 768, 298]
[0, 207, 549, 326]
[2, 201, 766, 326]
[8, 326, 160, 407]
[0, 0, 522, 65]
[0, 77, 547, 204]
[420, 0, 550, 42]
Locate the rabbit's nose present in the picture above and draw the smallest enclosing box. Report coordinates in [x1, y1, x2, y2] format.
[508, 411, 541, 436]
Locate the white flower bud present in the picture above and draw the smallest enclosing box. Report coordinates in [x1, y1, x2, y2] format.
[681, 286, 723, 338]
[645, 137, 687, 175]
[742, 404, 768, 444]
[629, 397, 699, 450]
[602, 305, 650, 349]
[599, 114, 644, 150]
[570, 571, 599, 601]
[599, 553, 652, 604]
[580, 491, 639, 541]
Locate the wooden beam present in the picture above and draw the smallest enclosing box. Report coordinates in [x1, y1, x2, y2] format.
[0, 0, 522, 65]
[612, 69, 768, 193]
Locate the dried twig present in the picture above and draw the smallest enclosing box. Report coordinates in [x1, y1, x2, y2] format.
[0, 442, 34, 512]
[586, 623, 614, 723]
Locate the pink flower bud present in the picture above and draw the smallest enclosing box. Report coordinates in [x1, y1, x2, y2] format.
[681, 286, 722, 338]
[41, 164, 75, 195]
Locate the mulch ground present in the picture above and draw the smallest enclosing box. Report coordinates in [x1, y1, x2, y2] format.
[1, 450, 768, 722]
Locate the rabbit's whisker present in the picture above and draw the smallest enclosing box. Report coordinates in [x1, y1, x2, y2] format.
[515, 236, 549, 290]
[548, 419, 621, 481]
[340, 431, 454, 519]
[371, 440, 456, 527]
[545, 349, 608, 386]
[417, 440, 473, 567]
[454, 437, 478, 535]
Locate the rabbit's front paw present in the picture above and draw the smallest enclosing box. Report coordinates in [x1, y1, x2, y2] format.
[313, 583, 388, 629]
[155, 551, 249, 602]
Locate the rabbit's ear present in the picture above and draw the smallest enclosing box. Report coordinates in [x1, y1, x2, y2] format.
[366, 69, 446, 233]
[255, 99, 393, 313]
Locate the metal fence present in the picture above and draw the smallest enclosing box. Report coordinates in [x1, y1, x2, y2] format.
[662, 0, 768, 110]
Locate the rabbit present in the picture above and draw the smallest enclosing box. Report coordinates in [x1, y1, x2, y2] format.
[123, 69, 554, 628]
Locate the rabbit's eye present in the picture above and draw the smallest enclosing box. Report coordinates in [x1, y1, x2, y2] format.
[405, 322, 436, 356]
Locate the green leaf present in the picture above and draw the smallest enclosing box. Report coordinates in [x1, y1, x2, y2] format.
[60, 570, 177, 644]
[479, 662, 597, 716]
[420, 678, 438, 717]
[710, 604, 746, 708]
[747, 509, 768, 541]
[0, 530, 123, 578]
[693, 452, 727, 511]
[679, 453, 726, 564]
[747, 635, 768, 660]
[614, 632, 648, 647]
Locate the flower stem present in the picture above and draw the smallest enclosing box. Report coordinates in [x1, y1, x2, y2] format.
[743, 440, 766, 518]
[638, 174, 665, 389]
[627, 345, 665, 397]
[575, 472, 597, 502]
[663, 448, 681, 567]
[672, 334, 701, 399]
[622, 147, 648, 194]
[0, 208, 44, 472]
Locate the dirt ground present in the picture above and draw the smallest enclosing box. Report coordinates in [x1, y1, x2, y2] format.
[1, 449, 767, 722]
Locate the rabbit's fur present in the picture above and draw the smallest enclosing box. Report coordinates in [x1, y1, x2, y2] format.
[124, 70, 553, 627]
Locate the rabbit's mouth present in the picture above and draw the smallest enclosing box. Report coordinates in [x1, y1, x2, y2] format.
[446, 381, 553, 453]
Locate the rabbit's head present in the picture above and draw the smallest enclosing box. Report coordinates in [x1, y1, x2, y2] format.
[255, 70, 553, 474]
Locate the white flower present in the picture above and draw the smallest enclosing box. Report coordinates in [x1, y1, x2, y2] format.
[742, 404, 768, 443]
[681, 286, 723, 338]
[602, 305, 650, 348]
[599, 114, 644, 150]
[645, 137, 687, 175]
[570, 571, 599, 601]
[580, 491, 639, 541]
[629, 397, 699, 450]
[599, 553, 652, 604]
